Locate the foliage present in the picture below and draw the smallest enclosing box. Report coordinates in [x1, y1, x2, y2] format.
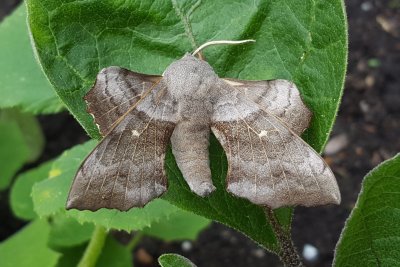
[4, 139, 210, 267]
[0, 5, 63, 114]
[0, 108, 44, 190]
[48, 216, 94, 248]
[31, 141, 180, 232]
[142, 209, 210, 241]
[54, 237, 132, 267]
[159, 254, 197, 267]
[0, 220, 61, 267]
[0, 0, 354, 266]
[25, 0, 347, 253]
[10, 161, 53, 220]
[334, 154, 400, 266]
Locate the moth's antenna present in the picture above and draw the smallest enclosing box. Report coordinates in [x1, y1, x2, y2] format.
[192, 39, 256, 57]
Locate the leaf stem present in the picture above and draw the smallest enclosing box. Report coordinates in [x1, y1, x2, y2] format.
[127, 231, 144, 251]
[264, 207, 304, 267]
[77, 226, 107, 267]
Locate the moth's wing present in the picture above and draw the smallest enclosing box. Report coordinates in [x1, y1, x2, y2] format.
[67, 83, 177, 211]
[211, 82, 340, 208]
[85, 66, 161, 136]
[222, 78, 312, 135]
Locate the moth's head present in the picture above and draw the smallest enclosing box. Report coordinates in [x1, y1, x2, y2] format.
[163, 53, 218, 100]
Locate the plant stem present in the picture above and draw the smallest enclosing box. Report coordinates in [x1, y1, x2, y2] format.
[77, 226, 107, 267]
[264, 207, 304, 267]
[126, 231, 144, 251]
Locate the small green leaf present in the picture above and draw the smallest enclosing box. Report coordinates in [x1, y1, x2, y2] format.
[48, 215, 94, 248]
[32, 141, 179, 232]
[142, 209, 210, 241]
[0, 4, 63, 114]
[334, 154, 400, 266]
[0, 219, 60, 267]
[0, 108, 45, 190]
[32, 141, 98, 216]
[1, 108, 45, 162]
[0, 121, 29, 190]
[10, 161, 53, 220]
[158, 254, 196, 267]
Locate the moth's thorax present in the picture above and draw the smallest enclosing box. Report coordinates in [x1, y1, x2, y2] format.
[163, 54, 218, 101]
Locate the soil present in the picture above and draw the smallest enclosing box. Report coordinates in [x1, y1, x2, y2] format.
[1, 1, 399, 267]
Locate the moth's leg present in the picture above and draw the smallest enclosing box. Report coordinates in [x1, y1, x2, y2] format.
[170, 121, 216, 196]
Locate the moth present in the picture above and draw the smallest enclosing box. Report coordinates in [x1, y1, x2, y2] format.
[67, 40, 340, 211]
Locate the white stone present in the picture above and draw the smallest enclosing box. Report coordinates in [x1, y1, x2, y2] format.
[181, 241, 192, 252]
[302, 243, 318, 261]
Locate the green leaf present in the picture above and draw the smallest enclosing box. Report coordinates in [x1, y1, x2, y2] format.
[10, 161, 53, 220]
[0, 120, 29, 190]
[142, 209, 210, 241]
[0, 4, 63, 114]
[158, 254, 196, 267]
[96, 236, 132, 267]
[27, 0, 347, 252]
[0, 108, 45, 190]
[54, 245, 86, 267]
[48, 215, 94, 248]
[54, 237, 131, 267]
[0, 219, 60, 267]
[334, 154, 400, 266]
[32, 141, 97, 216]
[32, 141, 179, 231]
[1, 108, 45, 162]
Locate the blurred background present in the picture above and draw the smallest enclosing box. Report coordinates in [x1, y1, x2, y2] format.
[0, 0, 399, 266]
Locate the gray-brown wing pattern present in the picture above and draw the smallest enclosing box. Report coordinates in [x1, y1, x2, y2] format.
[223, 78, 312, 135]
[67, 84, 177, 211]
[85, 66, 161, 136]
[211, 83, 340, 208]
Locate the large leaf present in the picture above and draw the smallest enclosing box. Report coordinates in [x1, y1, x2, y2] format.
[0, 4, 63, 114]
[27, 0, 347, 252]
[32, 141, 179, 232]
[334, 154, 400, 266]
[10, 161, 53, 220]
[158, 254, 197, 267]
[0, 220, 60, 267]
[142, 209, 210, 241]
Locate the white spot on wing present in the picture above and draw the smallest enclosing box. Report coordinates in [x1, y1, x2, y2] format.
[258, 130, 268, 137]
[131, 130, 140, 136]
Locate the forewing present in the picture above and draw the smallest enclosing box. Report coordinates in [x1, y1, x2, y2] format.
[67, 84, 176, 211]
[85, 66, 161, 136]
[211, 83, 340, 208]
[223, 78, 312, 135]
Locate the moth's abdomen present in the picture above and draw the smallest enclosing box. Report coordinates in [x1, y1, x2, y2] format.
[170, 121, 216, 196]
